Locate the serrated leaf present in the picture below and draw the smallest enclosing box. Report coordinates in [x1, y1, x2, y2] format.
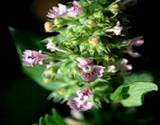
[33, 109, 67, 125]
[121, 82, 158, 107]
[110, 82, 158, 107]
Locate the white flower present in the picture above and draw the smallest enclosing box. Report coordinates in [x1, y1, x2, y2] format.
[106, 21, 123, 36]
[46, 42, 57, 52]
[119, 58, 133, 71]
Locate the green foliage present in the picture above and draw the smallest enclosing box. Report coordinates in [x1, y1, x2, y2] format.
[110, 73, 158, 107]
[124, 73, 154, 84]
[9, 27, 44, 53]
[23, 65, 71, 91]
[33, 109, 67, 125]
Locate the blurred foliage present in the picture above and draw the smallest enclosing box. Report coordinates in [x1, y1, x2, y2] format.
[33, 109, 67, 125]
[110, 73, 158, 107]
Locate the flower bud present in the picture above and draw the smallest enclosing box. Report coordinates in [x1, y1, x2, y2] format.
[93, 11, 103, 20]
[119, 58, 133, 71]
[44, 21, 54, 32]
[107, 65, 117, 73]
[67, 1, 82, 17]
[86, 20, 96, 28]
[46, 42, 57, 52]
[88, 36, 99, 45]
[54, 18, 63, 27]
[42, 68, 55, 83]
[109, 3, 120, 15]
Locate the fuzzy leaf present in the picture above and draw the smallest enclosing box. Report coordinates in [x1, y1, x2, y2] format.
[110, 82, 158, 107]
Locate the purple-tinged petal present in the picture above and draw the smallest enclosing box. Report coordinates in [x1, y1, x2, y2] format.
[80, 72, 97, 82]
[67, 1, 82, 17]
[127, 51, 141, 58]
[92, 65, 105, 77]
[67, 97, 93, 111]
[58, 4, 67, 15]
[47, 4, 67, 19]
[77, 89, 92, 101]
[77, 58, 93, 68]
[23, 50, 44, 67]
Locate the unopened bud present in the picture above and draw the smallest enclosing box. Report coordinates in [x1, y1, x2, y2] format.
[88, 36, 99, 45]
[86, 20, 96, 28]
[54, 18, 63, 27]
[107, 65, 117, 73]
[109, 3, 119, 14]
[44, 21, 54, 32]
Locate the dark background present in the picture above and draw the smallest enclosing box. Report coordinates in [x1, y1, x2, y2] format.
[1, 0, 160, 125]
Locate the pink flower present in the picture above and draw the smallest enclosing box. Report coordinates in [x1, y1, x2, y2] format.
[77, 58, 105, 82]
[123, 36, 144, 47]
[119, 58, 132, 71]
[67, 1, 82, 17]
[47, 4, 67, 19]
[77, 89, 92, 101]
[23, 50, 44, 67]
[127, 51, 141, 58]
[123, 36, 144, 58]
[130, 36, 144, 47]
[80, 65, 105, 82]
[80, 72, 97, 82]
[67, 97, 93, 111]
[77, 58, 93, 68]
[92, 65, 105, 77]
[132, 39, 144, 47]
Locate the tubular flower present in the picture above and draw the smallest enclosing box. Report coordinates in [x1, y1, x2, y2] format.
[47, 4, 67, 19]
[67, 1, 82, 17]
[23, 50, 44, 67]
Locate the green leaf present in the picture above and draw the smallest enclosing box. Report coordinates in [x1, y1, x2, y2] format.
[33, 109, 67, 125]
[9, 27, 44, 52]
[23, 65, 69, 91]
[110, 82, 158, 107]
[124, 73, 154, 84]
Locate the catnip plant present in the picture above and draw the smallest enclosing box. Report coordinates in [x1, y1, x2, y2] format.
[21, 0, 157, 112]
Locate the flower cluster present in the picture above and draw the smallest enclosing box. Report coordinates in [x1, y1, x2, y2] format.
[23, 50, 44, 67]
[77, 58, 105, 82]
[22, 0, 145, 111]
[67, 89, 92, 111]
[47, 1, 81, 19]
